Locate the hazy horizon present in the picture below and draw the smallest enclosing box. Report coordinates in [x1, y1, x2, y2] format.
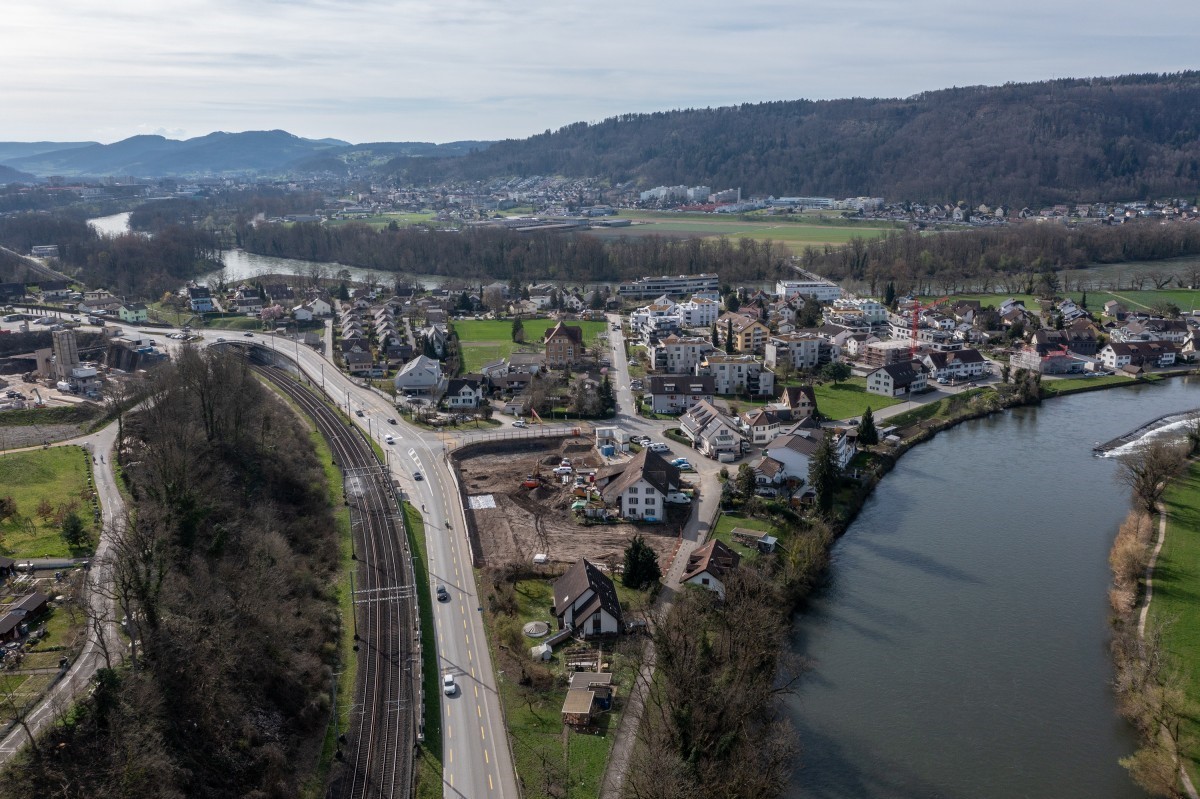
[5, 1, 1199, 145]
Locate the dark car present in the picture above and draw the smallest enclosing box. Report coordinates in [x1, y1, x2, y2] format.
[387, 417, 397, 424]
[355, 409, 364, 417]
[436, 584, 449, 602]
[413, 471, 423, 481]
[243, 332, 254, 337]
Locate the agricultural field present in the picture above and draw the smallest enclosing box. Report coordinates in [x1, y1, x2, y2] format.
[588, 209, 899, 252]
[324, 212, 441, 229]
[941, 288, 1200, 315]
[0, 446, 96, 558]
[453, 318, 608, 373]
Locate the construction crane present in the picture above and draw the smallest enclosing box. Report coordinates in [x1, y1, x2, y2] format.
[908, 295, 951, 358]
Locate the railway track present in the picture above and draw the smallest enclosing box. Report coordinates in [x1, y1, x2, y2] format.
[240, 350, 416, 799]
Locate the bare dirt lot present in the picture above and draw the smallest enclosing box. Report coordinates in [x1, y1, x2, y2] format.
[455, 438, 688, 570]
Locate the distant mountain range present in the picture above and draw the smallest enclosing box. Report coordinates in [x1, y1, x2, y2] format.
[5, 72, 1200, 204]
[383, 72, 1200, 206]
[0, 131, 491, 179]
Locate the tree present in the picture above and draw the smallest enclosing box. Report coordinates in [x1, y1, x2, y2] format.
[35, 497, 54, 524]
[883, 281, 896, 307]
[821, 361, 851, 385]
[511, 316, 525, 343]
[711, 324, 719, 348]
[599, 375, 616, 415]
[589, 290, 605, 311]
[808, 430, 840, 517]
[859, 406, 878, 446]
[725, 318, 735, 352]
[725, 292, 740, 313]
[1116, 439, 1189, 514]
[61, 511, 87, 549]
[623, 535, 661, 588]
[735, 463, 757, 499]
[1000, 363, 1011, 384]
[335, 281, 350, 301]
[0, 495, 15, 524]
[1079, 290, 1088, 309]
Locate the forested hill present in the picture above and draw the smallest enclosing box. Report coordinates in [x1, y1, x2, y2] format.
[385, 72, 1200, 206]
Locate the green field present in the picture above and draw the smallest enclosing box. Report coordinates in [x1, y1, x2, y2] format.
[0, 447, 94, 558]
[453, 319, 608, 373]
[325, 212, 447, 230]
[1153, 463, 1200, 785]
[811, 378, 903, 421]
[590, 210, 898, 253]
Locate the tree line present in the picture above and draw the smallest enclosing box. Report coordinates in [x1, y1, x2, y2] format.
[383, 72, 1200, 207]
[239, 220, 791, 283]
[805, 219, 1200, 296]
[0, 348, 341, 798]
[0, 212, 221, 298]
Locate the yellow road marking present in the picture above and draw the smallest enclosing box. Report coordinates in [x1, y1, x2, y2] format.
[489, 774, 494, 790]
[481, 725, 486, 741]
[476, 705, 481, 718]
[484, 749, 489, 764]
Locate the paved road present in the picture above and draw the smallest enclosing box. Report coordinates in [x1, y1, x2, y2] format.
[0, 421, 124, 764]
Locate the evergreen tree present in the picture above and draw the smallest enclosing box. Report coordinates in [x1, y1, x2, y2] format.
[589, 290, 605, 310]
[1080, 290, 1088, 309]
[711, 323, 719, 348]
[808, 430, 840, 517]
[457, 291, 472, 312]
[726, 318, 735, 352]
[61, 511, 87, 549]
[859, 406, 878, 446]
[336, 282, 350, 301]
[735, 463, 757, 499]
[511, 316, 525, 343]
[725, 292, 741, 313]
[623, 534, 662, 589]
[599, 375, 616, 414]
[884, 281, 896, 307]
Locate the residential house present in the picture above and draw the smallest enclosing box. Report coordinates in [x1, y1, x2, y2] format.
[1103, 300, 1127, 320]
[739, 407, 800, 445]
[645, 374, 716, 414]
[1100, 342, 1180, 370]
[544, 321, 584, 368]
[697, 354, 774, 396]
[393, 354, 444, 397]
[764, 332, 830, 370]
[187, 286, 214, 313]
[866, 361, 928, 397]
[1114, 318, 1190, 345]
[343, 351, 375, 375]
[444, 376, 484, 408]
[717, 312, 770, 354]
[306, 296, 333, 317]
[118, 303, 148, 323]
[682, 539, 740, 599]
[552, 559, 623, 637]
[598, 449, 681, 521]
[679, 400, 744, 459]
[676, 296, 720, 328]
[759, 423, 856, 482]
[0, 591, 49, 643]
[292, 305, 314, 322]
[920, 348, 988, 381]
[39, 280, 72, 300]
[776, 385, 818, 418]
[648, 334, 716, 374]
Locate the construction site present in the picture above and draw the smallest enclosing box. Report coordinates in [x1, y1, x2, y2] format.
[454, 436, 689, 571]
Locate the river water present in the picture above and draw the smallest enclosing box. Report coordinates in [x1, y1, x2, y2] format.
[87, 212, 441, 288]
[789, 378, 1200, 798]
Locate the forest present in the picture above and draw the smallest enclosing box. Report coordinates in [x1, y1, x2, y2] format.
[0, 348, 341, 799]
[0, 213, 221, 298]
[238, 219, 793, 283]
[804, 218, 1200, 295]
[383, 72, 1200, 207]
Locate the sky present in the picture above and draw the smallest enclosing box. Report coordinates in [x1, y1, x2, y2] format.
[4, 0, 1199, 145]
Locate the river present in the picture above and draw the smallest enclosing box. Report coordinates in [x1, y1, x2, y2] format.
[789, 378, 1200, 798]
[87, 212, 443, 288]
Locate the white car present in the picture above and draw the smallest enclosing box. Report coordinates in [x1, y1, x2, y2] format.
[513, 419, 529, 428]
[648, 442, 670, 453]
[384, 434, 395, 444]
[443, 672, 457, 696]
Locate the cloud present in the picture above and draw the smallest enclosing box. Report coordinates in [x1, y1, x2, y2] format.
[2, 1, 1198, 143]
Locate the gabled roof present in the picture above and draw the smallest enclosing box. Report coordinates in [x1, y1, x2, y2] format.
[600, 448, 680, 501]
[779, 385, 816, 409]
[873, 361, 923, 386]
[395, 354, 441, 378]
[683, 539, 740, 583]
[544, 321, 583, 344]
[553, 559, 622, 622]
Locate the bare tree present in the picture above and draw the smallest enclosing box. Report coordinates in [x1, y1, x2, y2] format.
[1116, 439, 1189, 515]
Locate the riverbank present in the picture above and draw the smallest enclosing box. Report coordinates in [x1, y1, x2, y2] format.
[1152, 464, 1200, 792]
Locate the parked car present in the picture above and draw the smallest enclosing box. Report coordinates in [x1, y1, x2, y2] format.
[436, 584, 449, 602]
[552, 466, 573, 475]
[670, 458, 694, 471]
[665, 492, 692, 504]
[648, 442, 670, 453]
[513, 419, 529, 428]
[937, 377, 949, 385]
[443, 673, 457, 696]
[243, 332, 254, 337]
[755, 487, 779, 498]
